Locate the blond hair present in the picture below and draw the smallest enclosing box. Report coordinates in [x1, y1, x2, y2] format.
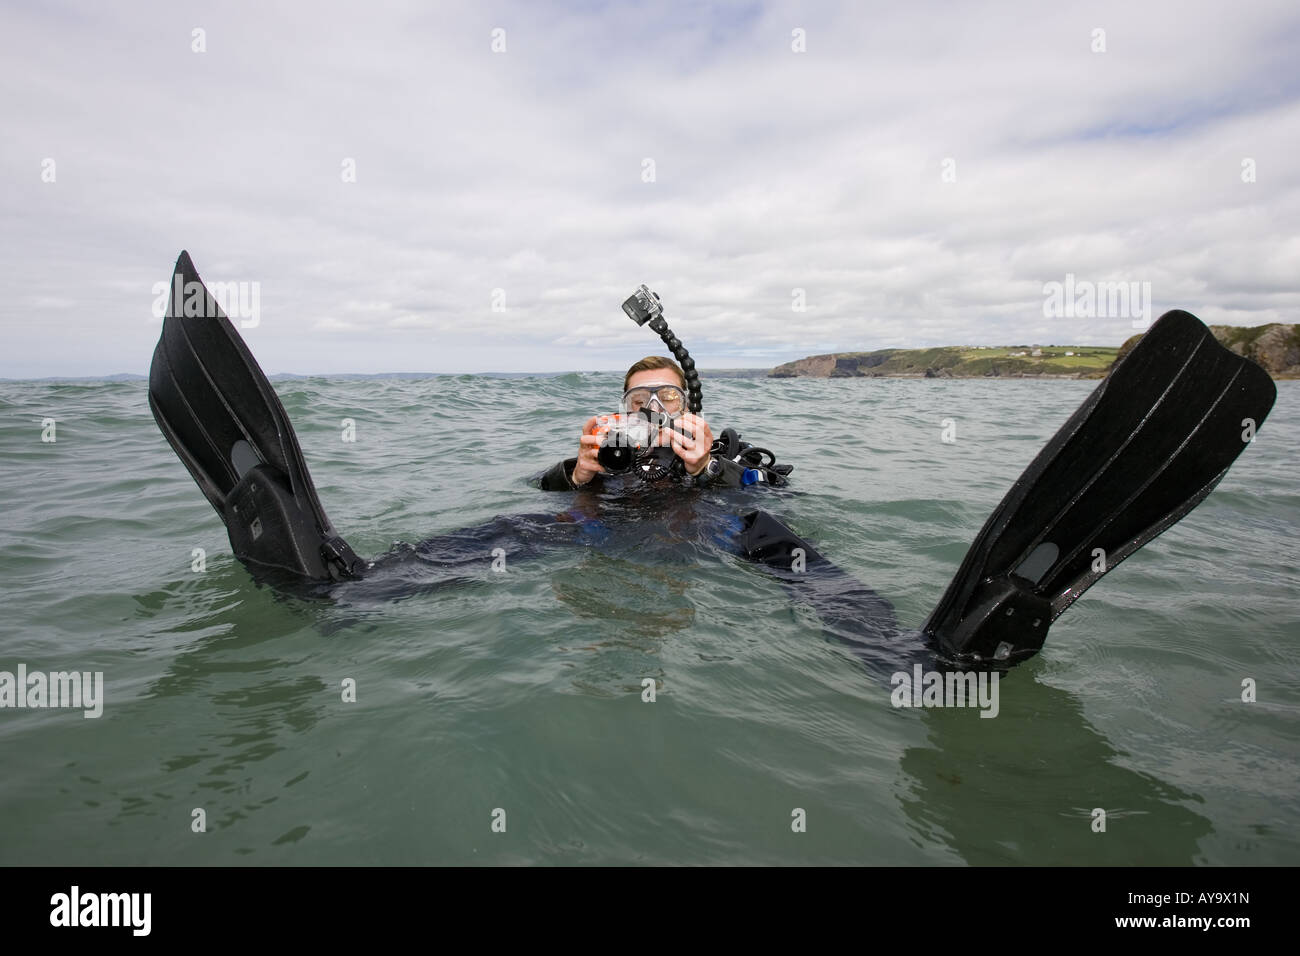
[623, 355, 685, 392]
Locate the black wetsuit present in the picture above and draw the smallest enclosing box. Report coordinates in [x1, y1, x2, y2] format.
[514, 443, 920, 676]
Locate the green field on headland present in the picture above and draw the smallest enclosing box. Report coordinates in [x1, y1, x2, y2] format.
[771, 344, 1120, 379]
[770, 323, 1300, 380]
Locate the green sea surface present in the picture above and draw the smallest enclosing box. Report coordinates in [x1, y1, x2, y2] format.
[0, 374, 1296, 865]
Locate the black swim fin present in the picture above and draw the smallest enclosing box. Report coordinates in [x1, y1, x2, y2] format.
[148, 250, 364, 582]
[924, 310, 1276, 666]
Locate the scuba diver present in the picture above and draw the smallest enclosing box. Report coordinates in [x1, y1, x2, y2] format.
[535, 286, 794, 493]
[148, 251, 1276, 676]
[536, 355, 722, 491]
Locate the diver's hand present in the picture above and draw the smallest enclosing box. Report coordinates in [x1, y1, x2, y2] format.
[571, 416, 607, 487]
[662, 413, 714, 476]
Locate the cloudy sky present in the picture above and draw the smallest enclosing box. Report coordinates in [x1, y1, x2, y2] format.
[2, 0, 1297, 377]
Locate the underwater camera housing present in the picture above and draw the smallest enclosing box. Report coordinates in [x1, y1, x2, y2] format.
[590, 411, 672, 473]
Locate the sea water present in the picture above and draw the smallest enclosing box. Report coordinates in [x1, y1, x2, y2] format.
[0, 374, 1295, 865]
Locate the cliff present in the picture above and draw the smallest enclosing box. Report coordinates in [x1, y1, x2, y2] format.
[772, 323, 1300, 380]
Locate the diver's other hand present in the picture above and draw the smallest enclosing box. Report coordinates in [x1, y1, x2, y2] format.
[663, 413, 714, 476]
[571, 416, 606, 486]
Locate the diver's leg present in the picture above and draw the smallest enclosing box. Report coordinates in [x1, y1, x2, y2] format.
[360, 508, 606, 583]
[736, 510, 931, 676]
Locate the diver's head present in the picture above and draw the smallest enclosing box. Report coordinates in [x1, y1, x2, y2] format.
[623, 356, 687, 419]
[588, 356, 689, 479]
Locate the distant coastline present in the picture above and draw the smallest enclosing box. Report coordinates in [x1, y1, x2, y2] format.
[771, 345, 1119, 380]
[0, 368, 776, 384]
[769, 323, 1300, 381]
[7, 324, 1296, 383]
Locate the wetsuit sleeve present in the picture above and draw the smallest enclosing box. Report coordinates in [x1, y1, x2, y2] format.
[533, 458, 604, 491]
[533, 458, 577, 490]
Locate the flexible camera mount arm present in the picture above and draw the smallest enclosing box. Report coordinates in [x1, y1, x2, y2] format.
[621, 284, 703, 414]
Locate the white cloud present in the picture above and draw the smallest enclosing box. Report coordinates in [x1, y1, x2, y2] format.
[1, 0, 1297, 376]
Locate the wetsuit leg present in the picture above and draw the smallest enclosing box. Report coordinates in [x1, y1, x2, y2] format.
[737, 510, 931, 676]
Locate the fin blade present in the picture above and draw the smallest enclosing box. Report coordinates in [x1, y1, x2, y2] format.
[148, 251, 362, 581]
[925, 310, 1275, 664]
